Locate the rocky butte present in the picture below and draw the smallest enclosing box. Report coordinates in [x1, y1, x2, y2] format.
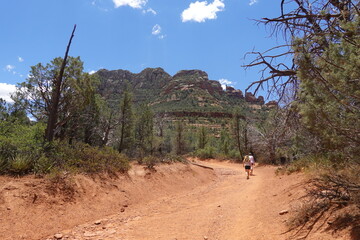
[96, 68, 277, 117]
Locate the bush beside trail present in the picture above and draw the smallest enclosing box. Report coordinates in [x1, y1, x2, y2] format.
[0, 124, 131, 175]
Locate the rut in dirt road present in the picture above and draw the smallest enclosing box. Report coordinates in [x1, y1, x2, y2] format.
[45, 161, 305, 240]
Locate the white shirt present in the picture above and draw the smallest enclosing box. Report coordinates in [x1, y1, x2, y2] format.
[249, 155, 255, 164]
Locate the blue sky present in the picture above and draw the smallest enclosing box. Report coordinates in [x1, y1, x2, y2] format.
[0, 0, 284, 102]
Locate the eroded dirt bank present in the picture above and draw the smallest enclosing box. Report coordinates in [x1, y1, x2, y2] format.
[0, 162, 215, 240]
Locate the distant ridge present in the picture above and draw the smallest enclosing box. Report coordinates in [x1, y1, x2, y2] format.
[96, 68, 277, 115]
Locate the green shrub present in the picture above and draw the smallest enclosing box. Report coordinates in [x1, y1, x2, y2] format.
[0, 121, 45, 175]
[8, 155, 33, 175]
[0, 140, 17, 162]
[138, 154, 186, 168]
[142, 156, 159, 169]
[276, 154, 335, 175]
[0, 156, 9, 174]
[160, 154, 187, 164]
[33, 154, 55, 174]
[0, 120, 131, 175]
[195, 146, 216, 159]
[228, 150, 241, 161]
[52, 142, 131, 174]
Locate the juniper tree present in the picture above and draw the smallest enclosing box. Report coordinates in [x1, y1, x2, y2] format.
[13, 56, 97, 142]
[294, 20, 360, 159]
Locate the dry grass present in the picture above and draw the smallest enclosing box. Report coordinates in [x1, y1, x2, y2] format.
[285, 163, 360, 239]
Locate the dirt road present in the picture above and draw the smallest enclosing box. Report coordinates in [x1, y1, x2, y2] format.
[44, 161, 307, 240]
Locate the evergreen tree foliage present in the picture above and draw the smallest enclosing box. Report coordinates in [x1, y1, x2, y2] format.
[117, 85, 134, 153]
[135, 104, 154, 156]
[174, 121, 186, 155]
[294, 18, 360, 161]
[219, 128, 231, 156]
[12, 56, 98, 142]
[245, 0, 360, 164]
[197, 126, 208, 149]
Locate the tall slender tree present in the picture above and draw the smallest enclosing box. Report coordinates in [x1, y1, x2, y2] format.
[46, 25, 76, 142]
[174, 121, 185, 155]
[197, 126, 208, 149]
[117, 85, 134, 153]
[232, 108, 245, 160]
[135, 104, 154, 156]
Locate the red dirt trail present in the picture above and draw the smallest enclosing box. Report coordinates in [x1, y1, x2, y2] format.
[0, 160, 352, 240]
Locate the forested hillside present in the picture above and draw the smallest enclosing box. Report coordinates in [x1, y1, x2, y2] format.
[96, 67, 270, 114]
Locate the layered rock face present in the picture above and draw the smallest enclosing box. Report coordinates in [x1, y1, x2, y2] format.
[225, 86, 244, 99]
[245, 92, 265, 105]
[96, 68, 275, 112]
[97, 68, 171, 103]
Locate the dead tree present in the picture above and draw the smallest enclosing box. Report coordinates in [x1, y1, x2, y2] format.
[45, 25, 76, 142]
[243, 0, 359, 101]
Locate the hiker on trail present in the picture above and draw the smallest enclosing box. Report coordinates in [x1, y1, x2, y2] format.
[249, 153, 255, 175]
[243, 154, 252, 179]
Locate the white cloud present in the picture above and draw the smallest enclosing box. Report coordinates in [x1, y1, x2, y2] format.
[249, 0, 258, 6]
[152, 24, 161, 35]
[143, 8, 157, 15]
[181, 0, 224, 23]
[151, 24, 166, 39]
[113, 0, 147, 9]
[18, 57, 24, 62]
[91, 0, 110, 11]
[219, 78, 233, 90]
[5, 65, 15, 72]
[0, 83, 16, 103]
[4, 65, 22, 76]
[89, 70, 96, 75]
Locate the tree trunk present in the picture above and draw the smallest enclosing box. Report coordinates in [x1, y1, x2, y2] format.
[244, 121, 248, 153]
[45, 25, 76, 142]
[102, 126, 111, 146]
[118, 122, 125, 153]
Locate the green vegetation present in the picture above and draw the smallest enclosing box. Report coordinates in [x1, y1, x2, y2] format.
[0, 56, 131, 175]
[0, 112, 130, 175]
[3, 54, 254, 176]
[117, 84, 134, 154]
[244, 0, 360, 232]
[1, 6, 358, 223]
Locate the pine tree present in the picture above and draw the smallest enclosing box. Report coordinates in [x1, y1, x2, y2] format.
[294, 19, 360, 160]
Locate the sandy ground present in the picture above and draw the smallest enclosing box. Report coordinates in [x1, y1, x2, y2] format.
[0, 159, 356, 240]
